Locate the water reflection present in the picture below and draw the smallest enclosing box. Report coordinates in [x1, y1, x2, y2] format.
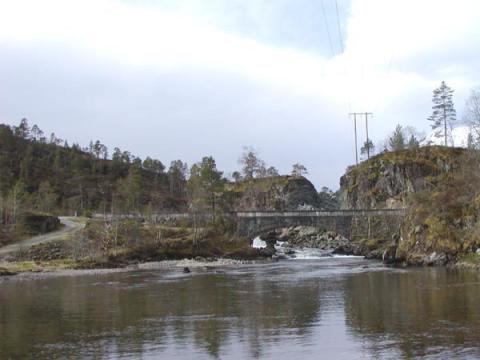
[1, 260, 480, 359]
[343, 268, 480, 359]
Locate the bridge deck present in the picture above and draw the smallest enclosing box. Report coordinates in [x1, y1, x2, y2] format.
[96, 209, 407, 220]
[235, 209, 406, 218]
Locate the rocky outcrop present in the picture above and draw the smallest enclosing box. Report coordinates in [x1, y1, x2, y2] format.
[21, 213, 60, 234]
[339, 146, 480, 267]
[274, 226, 350, 250]
[262, 226, 376, 257]
[339, 146, 466, 209]
[226, 176, 319, 211]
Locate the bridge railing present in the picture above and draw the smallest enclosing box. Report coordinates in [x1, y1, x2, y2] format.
[234, 208, 407, 217]
[94, 208, 407, 221]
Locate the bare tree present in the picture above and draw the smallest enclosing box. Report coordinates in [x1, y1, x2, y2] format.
[465, 88, 480, 144]
[238, 146, 265, 179]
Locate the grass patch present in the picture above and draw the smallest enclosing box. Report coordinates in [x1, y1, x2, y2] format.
[66, 216, 89, 225]
[457, 253, 480, 266]
[0, 258, 79, 274]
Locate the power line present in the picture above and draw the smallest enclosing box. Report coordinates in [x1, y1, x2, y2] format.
[321, 0, 335, 57]
[334, 0, 344, 52]
[332, 0, 350, 113]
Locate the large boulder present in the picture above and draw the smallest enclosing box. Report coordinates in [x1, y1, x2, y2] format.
[225, 176, 320, 211]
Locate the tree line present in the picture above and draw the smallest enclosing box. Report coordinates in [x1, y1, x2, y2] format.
[360, 81, 480, 159]
[0, 120, 317, 226]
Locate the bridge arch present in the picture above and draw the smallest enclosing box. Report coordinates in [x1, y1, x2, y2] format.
[235, 209, 406, 241]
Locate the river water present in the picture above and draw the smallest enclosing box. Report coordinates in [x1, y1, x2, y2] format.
[1, 258, 480, 359]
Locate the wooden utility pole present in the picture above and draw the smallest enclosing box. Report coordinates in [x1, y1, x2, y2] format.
[350, 112, 373, 162]
[364, 112, 373, 159]
[349, 113, 359, 165]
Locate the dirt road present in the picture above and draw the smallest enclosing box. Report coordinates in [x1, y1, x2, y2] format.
[0, 217, 85, 257]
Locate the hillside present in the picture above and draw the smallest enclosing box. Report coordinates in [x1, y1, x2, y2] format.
[340, 146, 466, 209]
[340, 146, 480, 265]
[0, 121, 188, 222]
[0, 121, 323, 223]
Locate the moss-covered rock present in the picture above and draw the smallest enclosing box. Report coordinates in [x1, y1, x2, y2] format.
[340, 146, 480, 266]
[340, 146, 466, 210]
[223, 175, 320, 211]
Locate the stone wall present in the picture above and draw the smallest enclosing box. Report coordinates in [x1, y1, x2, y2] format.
[235, 209, 406, 241]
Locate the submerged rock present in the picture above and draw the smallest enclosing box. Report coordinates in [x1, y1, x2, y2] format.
[382, 246, 397, 264]
[425, 252, 448, 266]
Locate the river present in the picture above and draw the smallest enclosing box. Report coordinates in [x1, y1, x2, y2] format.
[1, 257, 480, 359]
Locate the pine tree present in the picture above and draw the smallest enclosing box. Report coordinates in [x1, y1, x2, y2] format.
[388, 125, 406, 151]
[37, 181, 57, 213]
[407, 135, 420, 149]
[291, 163, 308, 177]
[360, 140, 375, 158]
[188, 156, 224, 215]
[428, 81, 456, 146]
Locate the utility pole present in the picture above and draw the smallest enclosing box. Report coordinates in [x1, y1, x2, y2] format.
[350, 112, 373, 162]
[349, 113, 359, 165]
[364, 112, 373, 159]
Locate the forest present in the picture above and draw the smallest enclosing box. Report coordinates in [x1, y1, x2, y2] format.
[0, 119, 190, 225]
[0, 119, 338, 228]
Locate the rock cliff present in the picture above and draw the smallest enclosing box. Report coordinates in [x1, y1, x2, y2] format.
[224, 176, 320, 211]
[339, 146, 466, 209]
[339, 146, 480, 266]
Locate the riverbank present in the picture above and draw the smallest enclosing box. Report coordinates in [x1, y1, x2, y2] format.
[0, 217, 272, 277]
[2, 216, 479, 279]
[0, 257, 270, 281]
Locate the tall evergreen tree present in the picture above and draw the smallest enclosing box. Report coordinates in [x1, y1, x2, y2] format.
[428, 81, 456, 146]
[188, 157, 224, 214]
[388, 124, 406, 151]
[407, 134, 420, 149]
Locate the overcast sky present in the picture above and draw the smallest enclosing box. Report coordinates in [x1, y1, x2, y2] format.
[1, 0, 479, 189]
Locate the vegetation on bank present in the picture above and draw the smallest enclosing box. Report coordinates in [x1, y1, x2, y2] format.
[5, 117, 480, 270]
[2, 217, 268, 274]
[0, 120, 327, 273]
[341, 146, 467, 209]
[398, 149, 480, 264]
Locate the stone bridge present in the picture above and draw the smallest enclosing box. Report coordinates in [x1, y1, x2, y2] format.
[235, 209, 407, 240]
[100, 208, 407, 241]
